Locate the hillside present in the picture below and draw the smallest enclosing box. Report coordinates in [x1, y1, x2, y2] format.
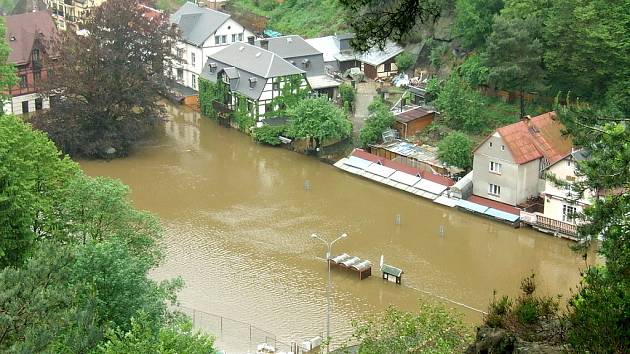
[226, 0, 348, 38]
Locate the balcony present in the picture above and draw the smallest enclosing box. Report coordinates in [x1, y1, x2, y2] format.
[520, 211, 578, 239]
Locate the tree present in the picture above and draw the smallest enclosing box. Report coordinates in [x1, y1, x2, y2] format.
[99, 313, 216, 354]
[340, 0, 441, 51]
[286, 97, 352, 149]
[394, 51, 414, 73]
[31, 0, 179, 158]
[457, 54, 489, 87]
[437, 131, 473, 169]
[452, 0, 503, 49]
[485, 12, 545, 118]
[339, 83, 355, 112]
[432, 74, 488, 133]
[555, 103, 630, 353]
[0, 18, 16, 103]
[544, 0, 630, 115]
[350, 302, 471, 353]
[0, 115, 80, 267]
[359, 98, 395, 148]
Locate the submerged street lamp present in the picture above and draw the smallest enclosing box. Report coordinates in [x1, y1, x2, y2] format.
[310, 232, 347, 353]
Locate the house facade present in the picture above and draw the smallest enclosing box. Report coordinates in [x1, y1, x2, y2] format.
[44, 0, 106, 31]
[3, 11, 57, 115]
[535, 150, 593, 233]
[472, 112, 573, 207]
[170, 2, 253, 92]
[256, 35, 340, 98]
[200, 42, 307, 123]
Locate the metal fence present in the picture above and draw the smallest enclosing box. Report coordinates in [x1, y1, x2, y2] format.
[174, 305, 305, 353]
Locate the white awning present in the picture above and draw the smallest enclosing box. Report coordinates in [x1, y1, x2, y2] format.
[414, 179, 448, 195]
[307, 75, 342, 89]
[389, 171, 421, 186]
[366, 163, 396, 178]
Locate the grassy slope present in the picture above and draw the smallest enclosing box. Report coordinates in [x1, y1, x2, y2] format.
[228, 0, 348, 37]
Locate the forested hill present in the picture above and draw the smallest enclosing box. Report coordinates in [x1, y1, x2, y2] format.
[226, 0, 628, 117]
[226, 0, 349, 37]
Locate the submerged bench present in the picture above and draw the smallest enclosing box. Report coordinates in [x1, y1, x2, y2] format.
[329, 253, 372, 280]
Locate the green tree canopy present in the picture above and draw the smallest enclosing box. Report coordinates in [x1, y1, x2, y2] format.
[287, 96, 352, 148]
[31, 0, 180, 158]
[350, 302, 471, 353]
[432, 75, 488, 133]
[0, 115, 80, 267]
[485, 12, 545, 117]
[395, 51, 414, 73]
[437, 131, 473, 169]
[359, 98, 395, 148]
[452, 0, 503, 49]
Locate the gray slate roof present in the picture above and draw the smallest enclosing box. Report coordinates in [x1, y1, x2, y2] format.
[207, 42, 304, 78]
[170, 2, 230, 47]
[255, 35, 321, 59]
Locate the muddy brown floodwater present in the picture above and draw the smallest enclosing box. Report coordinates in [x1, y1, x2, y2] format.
[80, 102, 587, 351]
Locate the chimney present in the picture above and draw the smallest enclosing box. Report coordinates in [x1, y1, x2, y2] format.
[247, 36, 255, 45]
[260, 39, 269, 50]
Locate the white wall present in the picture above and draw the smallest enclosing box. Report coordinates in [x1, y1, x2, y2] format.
[4, 93, 50, 115]
[542, 157, 594, 223]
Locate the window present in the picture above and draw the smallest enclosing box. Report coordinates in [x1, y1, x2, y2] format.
[384, 62, 391, 72]
[35, 98, 43, 110]
[272, 82, 280, 91]
[489, 142, 493, 148]
[562, 205, 577, 223]
[191, 74, 197, 89]
[249, 77, 257, 88]
[32, 49, 40, 63]
[232, 34, 237, 42]
[302, 59, 310, 68]
[501, 145, 505, 151]
[176, 68, 183, 81]
[176, 48, 184, 59]
[191, 52, 196, 66]
[33, 70, 41, 82]
[489, 161, 502, 174]
[19, 75, 27, 88]
[238, 33, 243, 41]
[221, 35, 227, 43]
[214, 35, 220, 45]
[208, 62, 217, 72]
[567, 159, 572, 167]
[488, 183, 501, 196]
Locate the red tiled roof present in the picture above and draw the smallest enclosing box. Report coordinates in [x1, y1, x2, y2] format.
[381, 158, 421, 176]
[5, 11, 57, 66]
[351, 149, 384, 164]
[495, 112, 572, 165]
[395, 107, 434, 123]
[467, 195, 520, 215]
[419, 171, 455, 186]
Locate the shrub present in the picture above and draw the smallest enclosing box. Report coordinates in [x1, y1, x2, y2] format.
[458, 54, 490, 87]
[395, 51, 414, 73]
[339, 83, 355, 111]
[433, 74, 488, 133]
[437, 132, 473, 169]
[252, 125, 286, 146]
[359, 98, 395, 148]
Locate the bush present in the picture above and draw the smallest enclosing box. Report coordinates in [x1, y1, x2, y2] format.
[433, 74, 488, 133]
[458, 54, 490, 87]
[339, 83, 355, 111]
[395, 51, 414, 73]
[359, 98, 395, 148]
[437, 132, 473, 169]
[252, 125, 286, 146]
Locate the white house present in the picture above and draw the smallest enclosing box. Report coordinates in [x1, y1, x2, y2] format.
[170, 2, 254, 91]
[531, 149, 594, 236]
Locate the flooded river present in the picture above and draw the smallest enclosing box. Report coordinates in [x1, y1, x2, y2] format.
[80, 103, 587, 350]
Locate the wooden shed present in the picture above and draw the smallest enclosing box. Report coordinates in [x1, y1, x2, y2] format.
[393, 106, 435, 138]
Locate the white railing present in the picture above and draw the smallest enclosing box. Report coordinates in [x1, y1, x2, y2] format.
[520, 211, 577, 236]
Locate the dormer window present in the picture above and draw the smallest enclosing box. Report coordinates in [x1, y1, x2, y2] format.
[32, 49, 40, 62]
[302, 58, 310, 68]
[249, 77, 257, 88]
[208, 62, 217, 72]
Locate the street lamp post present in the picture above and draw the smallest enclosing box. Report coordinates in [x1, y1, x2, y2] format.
[311, 232, 347, 353]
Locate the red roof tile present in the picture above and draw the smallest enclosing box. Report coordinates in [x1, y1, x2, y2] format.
[467, 195, 520, 215]
[495, 112, 572, 165]
[351, 149, 384, 164]
[5, 11, 57, 66]
[419, 171, 455, 186]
